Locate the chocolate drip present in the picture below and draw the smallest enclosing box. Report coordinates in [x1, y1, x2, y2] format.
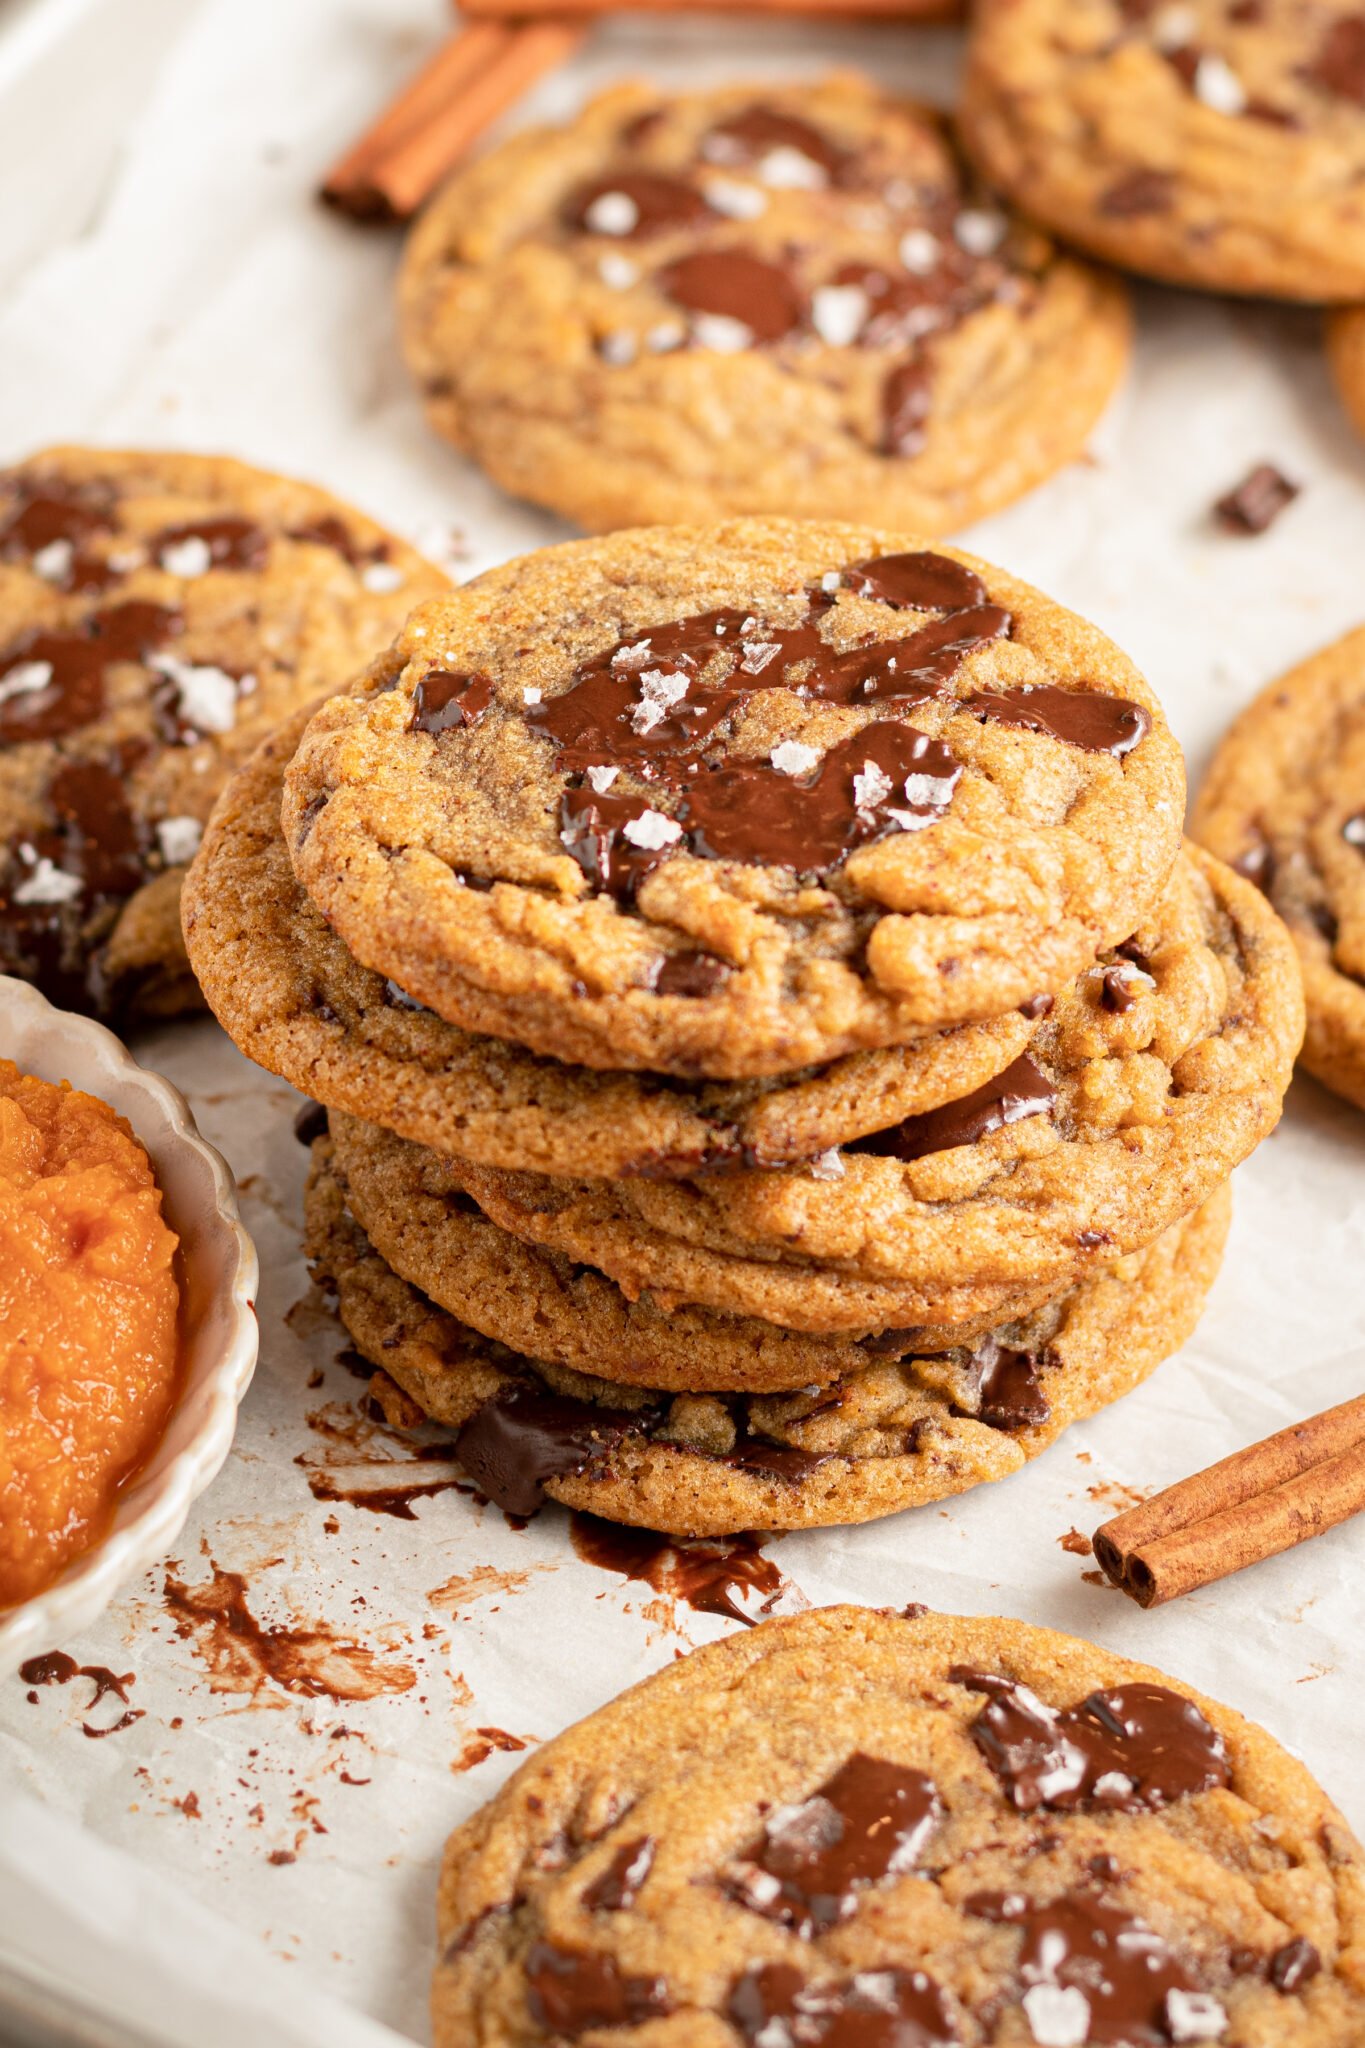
[841, 552, 987, 613]
[151, 517, 269, 572]
[0, 481, 116, 591]
[729, 1960, 958, 2048]
[727, 1753, 940, 1934]
[702, 104, 850, 183]
[951, 1669, 1230, 1813]
[0, 601, 180, 743]
[582, 1836, 655, 1913]
[963, 683, 1150, 757]
[660, 249, 806, 342]
[409, 670, 495, 736]
[966, 1888, 1220, 2046]
[1308, 14, 1365, 102]
[851, 1052, 1054, 1165]
[454, 1385, 640, 1517]
[796, 606, 1010, 705]
[524, 1941, 670, 2033]
[566, 171, 712, 237]
[569, 1514, 786, 1627]
[966, 1335, 1051, 1432]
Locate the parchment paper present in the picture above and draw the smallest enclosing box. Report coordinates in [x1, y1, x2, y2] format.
[0, 2, 1362, 2043]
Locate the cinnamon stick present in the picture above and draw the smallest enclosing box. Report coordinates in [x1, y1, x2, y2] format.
[321, 18, 587, 223]
[1093, 1393, 1365, 1608]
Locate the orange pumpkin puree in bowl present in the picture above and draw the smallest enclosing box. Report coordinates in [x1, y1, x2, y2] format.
[0, 1060, 180, 1608]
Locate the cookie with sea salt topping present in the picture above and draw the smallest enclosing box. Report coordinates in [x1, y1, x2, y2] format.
[962, 0, 1365, 301]
[280, 520, 1184, 1080]
[309, 1132, 1229, 1533]
[399, 73, 1130, 532]
[432, 1604, 1365, 2047]
[1192, 623, 1365, 1112]
[0, 446, 448, 1016]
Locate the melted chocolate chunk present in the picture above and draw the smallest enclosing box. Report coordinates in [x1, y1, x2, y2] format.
[1019, 992, 1054, 1019]
[797, 607, 1010, 707]
[851, 1053, 1054, 1165]
[842, 552, 988, 613]
[951, 1669, 1231, 1813]
[286, 514, 383, 567]
[524, 1941, 670, 2034]
[582, 1836, 655, 1913]
[1307, 13, 1365, 102]
[293, 1099, 328, 1147]
[409, 669, 494, 736]
[967, 1335, 1051, 1431]
[684, 722, 961, 869]
[964, 683, 1150, 757]
[454, 1385, 640, 1516]
[559, 785, 678, 903]
[883, 360, 934, 457]
[660, 249, 806, 343]
[652, 949, 731, 997]
[1101, 962, 1144, 1012]
[965, 1888, 1217, 2045]
[702, 104, 850, 183]
[1214, 464, 1299, 535]
[565, 171, 712, 237]
[151, 518, 269, 572]
[0, 601, 180, 744]
[1100, 167, 1176, 217]
[528, 610, 759, 774]
[725, 1438, 833, 1482]
[727, 1753, 940, 1935]
[0, 480, 117, 591]
[729, 1960, 958, 2047]
[1269, 1938, 1321, 1993]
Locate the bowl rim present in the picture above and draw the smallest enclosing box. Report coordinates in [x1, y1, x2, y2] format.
[0, 975, 259, 1670]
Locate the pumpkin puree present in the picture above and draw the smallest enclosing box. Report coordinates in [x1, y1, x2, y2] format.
[0, 1060, 179, 1608]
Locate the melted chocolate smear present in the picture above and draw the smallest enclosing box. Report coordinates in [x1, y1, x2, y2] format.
[582, 1836, 656, 1912]
[18, 1652, 143, 1738]
[0, 600, 180, 743]
[730, 1960, 958, 2048]
[651, 949, 731, 997]
[966, 1888, 1216, 2045]
[524, 1942, 670, 2035]
[660, 249, 807, 343]
[151, 518, 269, 573]
[1214, 463, 1299, 535]
[1100, 167, 1176, 217]
[528, 608, 760, 774]
[727, 1753, 940, 1935]
[1308, 14, 1365, 102]
[569, 1511, 786, 1626]
[964, 683, 1151, 757]
[702, 104, 850, 183]
[842, 551, 987, 613]
[409, 669, 494, 736]
[852, 1052, 1054, 1165]
[163, 1559, 416, 1701]
[796, 606, 1010, 706]
[303, 1470, 464, 1521]
[566, 170, 712, 237]
[951, 1669, 1230, 1812]
[454, 1386, 639, 1517]
[0, 481, 117, 591]
[967, 1335, 1051, 1432]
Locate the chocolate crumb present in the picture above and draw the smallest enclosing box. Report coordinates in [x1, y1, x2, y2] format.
[1214, 464, 1299, 535]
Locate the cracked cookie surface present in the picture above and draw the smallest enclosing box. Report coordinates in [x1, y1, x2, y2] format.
[962, 0, 1365, 301]
[0, 446, 447, 1016]
[431, 1605, 1365, 2047]
[308, 1137, 1228, 1535]
[1192, 624, 1365, 1112]
[280, 520, 1183, 1080]
[400, 73, 1130, 533]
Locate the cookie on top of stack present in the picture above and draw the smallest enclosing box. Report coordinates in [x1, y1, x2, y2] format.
[184, 519, 1304, 1537]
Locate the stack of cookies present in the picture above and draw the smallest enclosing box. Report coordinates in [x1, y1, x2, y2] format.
[184, 518, 1304, 1538]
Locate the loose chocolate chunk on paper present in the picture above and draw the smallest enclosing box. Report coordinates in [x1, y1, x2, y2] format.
[1214, 463, 1299, 535]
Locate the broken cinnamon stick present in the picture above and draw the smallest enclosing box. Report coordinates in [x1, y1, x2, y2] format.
[1093, 1393, 1365, 1608]
[321, 18, 587, 223]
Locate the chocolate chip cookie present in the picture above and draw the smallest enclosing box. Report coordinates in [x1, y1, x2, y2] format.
[309, 1137, 1229, 1534]
[1327, 305, 1365, 445]
[280, 521, 1184, 1079]
[0, 446, 447, 1016]
[186, 710, 1039, 1177]
[400, 74, 1131, 533]
[1192, 625, 1365, 1112]
[962, 0, 1365, 301]
[431, 848, 1301, 1335]
[432, 1605, 1365, 2047]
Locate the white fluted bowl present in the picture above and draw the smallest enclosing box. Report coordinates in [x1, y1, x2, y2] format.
[0, 976, 258, 1672]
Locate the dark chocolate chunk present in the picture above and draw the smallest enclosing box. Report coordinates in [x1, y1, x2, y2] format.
[151, 517, 270, 573]
[409, 669, 495, 736]
[1019, 992, 1054, 1019]
[851, 1053, 1054, 1165]
[1307, 13, 1365, 102]
[0, 480, 117, 591]
[951, 1668, 1231, 1813]
[565, 170, 712, 237]
[1214, 464, 1299, 535]
[582, 1836, 655, 1913]
[660, 249, 806, 343]
[967, 1335, 1051, 1431]
[454, 1385, 640, 1517]
[702, 104, 850, 183]
[0, 601, 180, 744]
[524, 1941, 670, 2033]
[729, 1959, 958, 2047]
[841, 551, 988, 613]
[1269, 1938, 1321, 1994]
[963, 682, 1150, 757]
[651, 950, 731, 997]
[725, 1438, 832, 1482]
[726, 1752, 940, 1935]
[1099, 167, 1176, 217]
